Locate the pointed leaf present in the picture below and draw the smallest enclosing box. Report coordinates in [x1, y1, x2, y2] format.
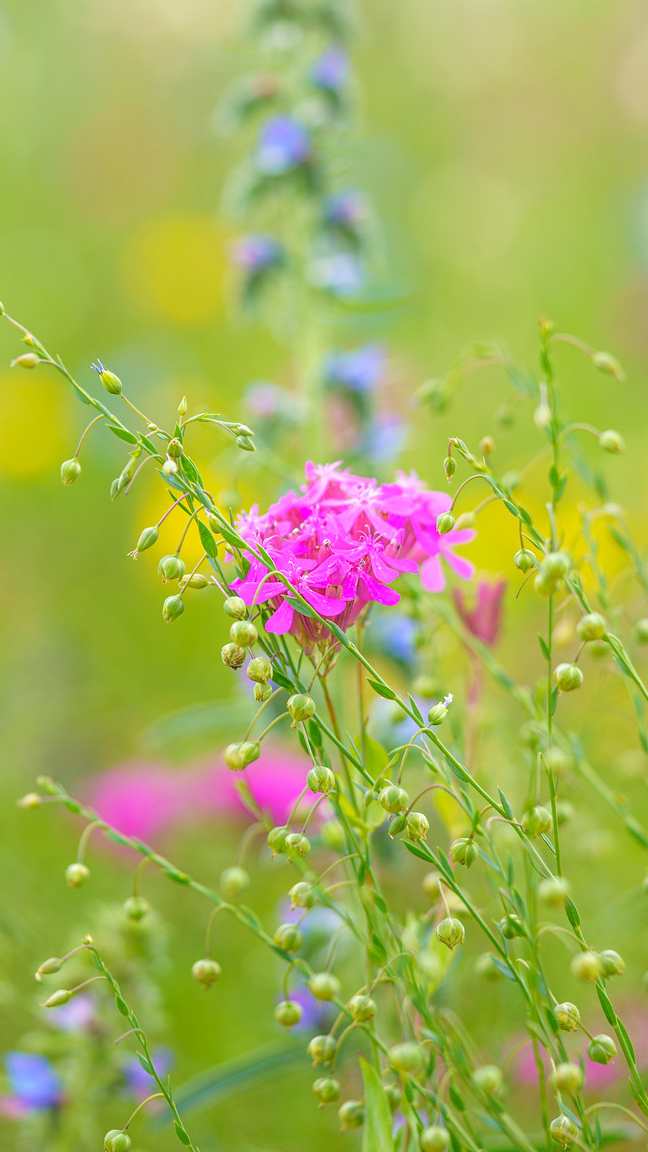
[360, 1057, 394, 1152]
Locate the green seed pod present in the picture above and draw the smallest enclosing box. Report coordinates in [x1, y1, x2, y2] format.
[443, 456, 456, 479]
[551, 1062, 583, 1094]
[599, 429, 625, 454]
[388, 815, 407, 838]
[219, 866, 250, 900]
[66, 862, 90, 889]
[549, 1115, 578, 1147]
[554, 1001, 580, 1032]
[97, 367, 122, 394]
[60, 458, 81, 486]
[235, 434, 256, 452]
[246, 656, 272, 683]
[289, 881, 315, 909]
[158, 554, 185, 582]
[338, 1100, 365, 1130]
[570, 951, 602, 982]
[309, 972, 341, 1001]
[123, 896, 150, 922]
[384, 1084, 401, 1113]
[436, 916, 465, 950]
[167, 437, 183, 459]
[521, 806, 552, 837]
[379, 785, 409, 814]
[224, 596, 247, 619]
[436, 512, 455, 535]
[389, 1041, 425, 1076]
[514, 548, 536, 572]
[162, 459, 178, 476]
[307, 1034, 337, 1064]
[306, 765, 336, 794]
[12, 352, 40, 368]
[191, 958, 221, 988]
[499, 914, 524, 940]
[287, 693, 316, 722]
[541, 552, 572, 581]
[224, 741, 260, 770]
[420, 1125, 450, 1152]
[406, 812, 429, 841]
[636, 619, 648, 645]
[587, 1033, 617, 1065]
[180, 572, 210, 590]
[598, 949, 625, 977]
[538, 877, 570, 907]
[554, 663, 583, 692]
[254, 682, 274, 702]
[313, 1076, 340, 1104]
[592, 351, 625, 380]
[267, 826, 290, 854]
[450, 836, 477, 867]
[472, 1065, 502, 1095]
[230, 620, 258, 648]
[43, 988, 73, 1008]
[162, 594, 184, 623]
[274, 999, 302, 1028]
[221, 643, 246, 670]
[36, 957, 63, 979]
[427, 703, 448, 726]
[273, 923, 303, 952]
[136, 526, 158, 552]
[348, 994, 376, 1022]
[285, 833, 310, 857]
[103, 1131, 131, 1152]
[577, 613, 606, 642]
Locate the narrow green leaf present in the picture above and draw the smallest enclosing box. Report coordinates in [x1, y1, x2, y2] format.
[108, 425, 139, 444]
[595, 985, 617, 1027]
[538, 635, 550, 662]
[197, 520, 219, 559]
[498, 789, 514, 820]
[174, 1122, 192, 1146]
[360, 1057, 394, 1152]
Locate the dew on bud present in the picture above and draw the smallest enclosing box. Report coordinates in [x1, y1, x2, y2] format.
[66, 862, 90, 889]
[436, 916, 465, 950]
[191, 958, 222, 988]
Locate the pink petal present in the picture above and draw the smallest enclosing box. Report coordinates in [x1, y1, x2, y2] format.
[265, 598, 295, 633]
[420, 555, 445, 592]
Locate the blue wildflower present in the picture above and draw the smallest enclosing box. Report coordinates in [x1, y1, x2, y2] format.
[311, 46, 349, 93]
[325, 344, 387, 393]
[369, 612, 419, 666]
[3, 1052, 62, 1111]
[255, 116, 311, 175]
[233, 234, 283, 274]
[324, 190, 367, 229]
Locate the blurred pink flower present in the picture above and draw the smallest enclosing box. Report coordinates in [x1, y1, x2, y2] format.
[85, 744, 313, 842]
[452, 577, 506, 648]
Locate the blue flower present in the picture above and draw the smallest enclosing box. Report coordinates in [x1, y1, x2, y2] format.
[3, 1052, 62, 1111]
[359, 412, 407, 463]
[309, 251, 365, 297]
[324, 190, 367, 229]
[255, 116, 311, 175]
[311, 46, 349, 93]
[325, 344, 387, 393]
[369, 612, 419, 666]
[233, 234, 284, 274]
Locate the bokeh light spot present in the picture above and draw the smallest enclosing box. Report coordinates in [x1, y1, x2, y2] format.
[122, 214, 228, 326]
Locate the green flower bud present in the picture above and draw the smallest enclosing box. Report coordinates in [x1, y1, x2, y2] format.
[192, 958, 221, 988]
[338, 1100, 365, 1130]
[35, 957, 63, 979]
[598, 949, 625, 977]
[223, 596, 247, 619]
[273, 923, 303, 952]
[18, 792, 42, 809]
[420, 1125, 450, 1152]
[66, 862, 90, 889]
[285, 833, 310, 857]
[221, 643, 246, 669]
[577, 613, 606, 642]
[521, 806, 552, 837]
[12, 352, 40, 368]
[96, 366, 122, 394]
[313, 1076, 340, 1104]
[554, 663, 583, 692]
[348, 994, 376, 1022]
[514, 549, 536, 573]
[587, 1033, 617, 1065]
[274, 999, 302, 1028]
[450, 836, 477, 867]
[389, 1041, 425, 1076]
[384, 1084, 401, 1113]
[309, 972, 340, 1001]
[289, 881, 315, 909]
[436, 916, 465, 950]
[219, 866, 250, 900]
[230, 620, 258, 648]
[592, 351, 625, 380]
[60, 458, 81, 486]
[436, 512, 455, 535]
[308, 1034, 337, 1064]
[136, 526, 158, 552]
[104, 1131, 131, 1152]
[427, 702, 449, 726]
[379, 785, 409, 814]
[167, 437, 183, 459]
[636, 619, 648, 645]
[549, 1115, 578, 1147]
[541, 552, 572, 581]
[406, 812, 429, 841]
[599, 429, 625, 454]
[499, 915, 524, 940]
[158, 554, 185, 582]
[388, 814, 408, 839]
[551, 1062, 583, 1094]
[247, 656, 272, 683]
[306, 765, 336, 794]
[224, 741, 260, 770]
[267, 826, 290, 854]
[235, 435, 256, 452]
[472, 1065, 502, 1095]
[162, 459, 178, 476]
[554, 1001, 580, 1032]
[570, 951, 602, 982]
[443, 456, 456, 479]
[162, 594, 184, 623]
[321, 819, 345, 852]
[254, 682, 274, 702]
[180, 572, 210, 590]
[43, 988, 72, 1008]
[123, 896, 150, 922]
[538, 876, 570, 907]
[287, 693, 316, 722]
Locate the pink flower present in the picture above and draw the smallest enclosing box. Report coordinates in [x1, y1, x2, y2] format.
[452, 577, 506, 647]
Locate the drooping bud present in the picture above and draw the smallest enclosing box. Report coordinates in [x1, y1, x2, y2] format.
[521, 806, 552, 837]
[158, 554, 185, 582]
[313, 1076, 340, 1104]
[554, 663, 583, 692]
[436, 916, 465, 950]
[180, 572, 210, 590]
[273, 924, 303, 952]
[247, 656, 272, 683]
[223, 596, 247, 619]
[388, 1041, 425, 1076]
[450, 837, 477, 867]
[11, 352, 40, 369]
[436, 512, 455, 535]
[18, 792, 42, 809]
[388, 814, 407, 839]
[554, 1001, 580, 1032]
[570, 951, 602, 982]
[514, 549, 536, 572]
[230, 620, 258, 648]
[443, 456, 456, 480]
[123, 896, 150, 922]
[576, 613, 606, 642]
[592, 350, 625, 380]
[219, 866, 250, 900]
[348, 994, 376, 1022]
[254, 682, 273, 702]
[587, 1034, 617, 1065]
[306, 765, 336, 794]
[285, 832, 311, 857]
[191, 958, 222, 988]
[66, 862, 90, 889]
[379, 785, 409, 814]
[599, 429, 625, 454]
[308, 973, 341, 1002]
[539, 876, 570, 906]
[221, 643, 246, 670]
[103, 1131, 132, 1152]
[420, 1126, 450, 1152]
[42, 988, 73, 1008]
[35, 957, 63, 981]
[406, 812, 429, 841]
[499, 915, 524, 940]
[267, 826, 290, 854]
[472, 1065, 502, 1095]
[162, 459, 178, 476]
[224, 741, 260, 770]
[551, 1062, 583, 1094]
[235, 435, 256, 452]
[274, 999, 302, 1028]
[162, 594, 184, 623]
[338, 1100, 365, 1130]
[541, 552, 572, 581]
[598, 949, 625, 977]
[308, 1035, 336, 1064]
[289, 881, 315, 909]
[287, 693, 316, 723]
[549, 1115, 578, 1147]
[61, 458, 81, 486]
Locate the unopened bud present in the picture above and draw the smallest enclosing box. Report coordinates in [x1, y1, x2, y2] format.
[221, 643, 246, 669]
[551, 1062, 583, 1094]
[273, 923, 303, 952]
[554, 663, 583, 692]
[60, 458, 81, 486]
[436, 512, 455, 535]
[285, 832, 311, 857]
[635, 619, 648, 645]
[598, 429, 625, 454]
[436, 916, 465, 950]
[443, 456, 456, 480]
[235, 435, 256, 452]
[587, 1033, 617, 1065]
[180, 572, 210, 590]
[162, 459, 178, 476]
[158, 554, 185, 582]
[224, 741, 260, 770]
[534, 403, 552, 430]
[406, 811, 429, 841]
[12, 352, 40, 369]
[247, 656, 272, 683]
[379, 785, 409, 814]
[577, 612, 606, 642]
[224, 596, 247, 619]
[219, 866, 250, 900]
[136, 526, 159, 553]
[178, 396, 187, 416]
[308, 972, 340, 1001]
[308, 1034, 336, 1064]
[267, 826, 289, 854]
[514, 549, 536, 572]
[163, 594, 184, 623]
[388, 814, 407, 838]
[313, 1076, 340, 1104]
[599, 949, 625, 977]
[592, 351, 625, 381]
[254, 681, 273, 702]
[472, 1065, 502, 1095]
[95, 365, 122, 394]
[554, 1001, 580, 1032]
[549, 1115, 578, 1147]
[167, 437, 183, 459]
[388, 1041, 425, 1076]
[274, 999, 302, 1028]
[43, 988, 72, 1008]
[104, 1131, 132, 1152]
[521, 806, 552, 837]
[18, 792, 41, 809]
[287, 693, 316, 723]
[479, 435, 494, 456]
[230, 620, 258, 647]
[450, 836, 477, 867]
[191, 958, 222, 988]
[348, 994, 376, 1022]
[427, 703, 448, 725]
[570, 951, 602, 982]
[123, 896, 149, 921]
[307, 765, 335, 794]
[499, 915, 524, 940]
[420, 1126, 450, 1152]
[66, 862, 90, 889]
[289, 881, 315, 909]
[35, 957, 63, 980]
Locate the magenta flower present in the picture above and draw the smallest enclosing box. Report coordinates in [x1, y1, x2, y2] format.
[452, 577, 506, 647]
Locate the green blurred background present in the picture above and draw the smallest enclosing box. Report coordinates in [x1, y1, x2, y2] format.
[2, 0, 648, 1148]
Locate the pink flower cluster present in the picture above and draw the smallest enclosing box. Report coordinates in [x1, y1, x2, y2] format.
[231, 462, 475, 646]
